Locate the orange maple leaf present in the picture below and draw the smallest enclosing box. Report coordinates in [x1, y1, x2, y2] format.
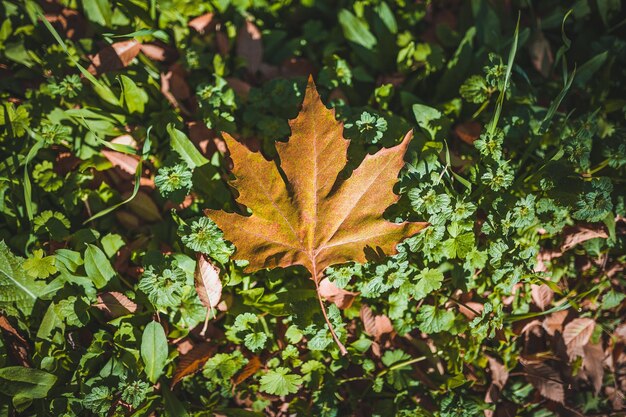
[205, 77, 428, 353]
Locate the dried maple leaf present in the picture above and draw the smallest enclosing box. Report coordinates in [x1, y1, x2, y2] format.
[205, 77, 427, 353]
[206, 78, 427, 280]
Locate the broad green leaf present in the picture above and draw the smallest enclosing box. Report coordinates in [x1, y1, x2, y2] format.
[84, 244, 115, 288]
[338, 9, 377, 49]
[119, 75, 148, 114]
[167, 124, 209, 169]
[101, 233, 125, 258]
[259, 367, 302, 396]
[417, 305, 455, 333]
[0, 367, 56, 399]
[0, 241, 45, 316]
[81, 0, 112, 26]
[413, 268, 444, 300]
[141, 321, 168, 383]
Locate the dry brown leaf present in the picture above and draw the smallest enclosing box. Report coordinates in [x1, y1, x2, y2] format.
[44, 7, 86, 40]
[101, 150, 139, 175]
[172, 342, 215, 387]
[561, 224, 608, 252]
[205, 78, 427, 280]
[161, 63, 191, 112]
[485, 356, 509, 403]
[232, 356, 261, 387]
[528, 30, 554, 78]
[0, 315, 30, 367]
[360, 304, 393, 340]
[523, 361, 565, 403]
[88, 40, 141, 75]
[581, 341, 605, 394]
[126, 191, 162, 222]
[140, 43, 178, 63]
[542, 309, 569, 336]
[318, 278, 357, 309]
[194, 254, 222, 311]
[236, 20, 263, 73]
[531, 284, 554, 311]
[226, 77, 252, 99]
[454, 121, 482, 145]
[189, 13, 216, 34]
[563, 317, 596, 360]
[94, 292, 137, 318]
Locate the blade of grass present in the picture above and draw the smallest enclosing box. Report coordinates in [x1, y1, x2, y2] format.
[487, 15, 520, 137]
[82, 127, 152, 224]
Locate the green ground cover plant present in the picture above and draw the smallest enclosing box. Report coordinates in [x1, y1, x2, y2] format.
[0, 0, 625, 416]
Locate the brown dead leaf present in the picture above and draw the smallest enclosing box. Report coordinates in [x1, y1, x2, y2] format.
[126, 191, 162, 223]
[236, 20, 263, 73]
[140, 42, 179, 63]
[232, 356, 261, 387]
[226, 77, 252, 99]
[485, 356, 509, 403]
[44, 7, 86, 41]
[528, 30, 553, 78]
[94, 292, 137, 318]
[360, 304, 393, 340]
[561, 224, 608, 252]
[581, 341, 605, 394]
[88, 40, 141, 75]
[101, 150, 139, 176]
[0, 315, 30, 367]
[172, 342, 215, 387]
[318, 278, 357, 309]
[542, 309, 569, 336]
[531, 284, 554, 311]
[161, 63, 192, 113]
[522, 360, 565, 403]
[563, 317, 596, 360]
[194, 254, 222, 311]
[189, 13, 216, 34]
[454, 121, 482, 145]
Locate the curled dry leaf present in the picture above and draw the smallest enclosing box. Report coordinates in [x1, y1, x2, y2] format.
[172, 342, 215, 387]
[528, 30, 554, 78]
[563, 317, 596, 360]
[454, 120, 482, 145]
[101, 150, 139, 176]
[126, 191, 162, 223]
[318, 278, 357, 310]
[522, 360, 565, 404]
[161, 63, 192, 113]
[44, 7, 86, 40]
[531, 284, 554, 311]
[94, 292, 138, 318]
[189, 13, 216, 34]
[194, 254, 222, 311]
[581, 341, 605, 394]
[226, 77, 252, 99]
[88, 40, 141, 75]
[561, 224, 608, 252]
[0, 315, 30, 367]
[140, 43, 179, 63]
[485, 356, 509, 403]
[542, 309, 569, 336]
[233, 356, 261, 387]
[360, 304, 393, 340]
[236, 20, 263, 73]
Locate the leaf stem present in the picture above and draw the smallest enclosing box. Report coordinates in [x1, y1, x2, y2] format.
[314, 276, 348, 356]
